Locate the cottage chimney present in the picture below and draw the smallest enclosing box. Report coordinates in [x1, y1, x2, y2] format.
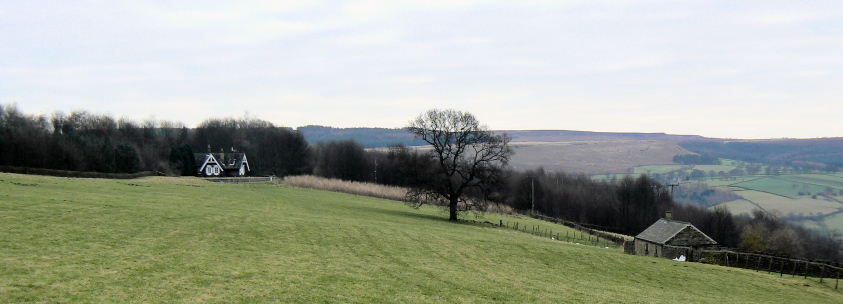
[665, 210, 673, 220]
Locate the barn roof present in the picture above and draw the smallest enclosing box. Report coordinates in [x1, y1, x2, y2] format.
[635, 219, 716, 245]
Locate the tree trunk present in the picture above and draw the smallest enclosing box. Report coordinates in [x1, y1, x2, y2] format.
[449, 196, 459, 221]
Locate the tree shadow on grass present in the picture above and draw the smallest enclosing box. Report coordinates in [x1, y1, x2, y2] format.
[349, 205, 448, 222]
[349, 205, 500, 229]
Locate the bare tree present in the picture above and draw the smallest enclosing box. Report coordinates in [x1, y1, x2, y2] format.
[405, 109, 512, 221]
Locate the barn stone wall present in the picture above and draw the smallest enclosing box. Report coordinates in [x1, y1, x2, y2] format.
[634, 239, 663, 257]
[666, 226, 714, 247]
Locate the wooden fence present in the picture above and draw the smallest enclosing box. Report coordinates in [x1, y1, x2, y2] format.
[463, 218, 622, 249]
[205, 176, 276, 183]
[658, 246, 843, 289]
[519, 212, 629, 244]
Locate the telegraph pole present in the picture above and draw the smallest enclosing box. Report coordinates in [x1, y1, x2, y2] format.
[531, 178, 535, 214]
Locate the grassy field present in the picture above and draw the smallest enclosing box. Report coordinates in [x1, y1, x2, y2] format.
[507, 140, 690, 175]
[823, 213, 843, 236]
[732, 177, 837, 199]
[2, 173, 842, 303]
[633, 165, 685, 175]
[718, 190, 843, 216]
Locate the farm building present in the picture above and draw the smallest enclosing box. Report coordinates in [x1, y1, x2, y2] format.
[194, 152, 250, 177]
[634, 213, 717, 259]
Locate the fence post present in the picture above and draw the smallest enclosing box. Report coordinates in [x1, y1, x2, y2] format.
[756, 254, 762, 272]
[726, 253, 730, 267]
[805, 262, 809, 279]
[779, 258, 784, 277]
[835, 269, 839, 290]
[820, 265, 825, 283]
[792, 259, 797, 277]
[500, 220, 503, 227]
[768, 256, 773, 274]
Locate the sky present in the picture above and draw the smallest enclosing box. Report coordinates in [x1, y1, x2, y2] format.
[2, 1, 841, 139]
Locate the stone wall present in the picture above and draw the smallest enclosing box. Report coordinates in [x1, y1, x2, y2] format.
[634, 239, 662, 257]
[666, 226, 715, 247]
[662, 245, 692, 261]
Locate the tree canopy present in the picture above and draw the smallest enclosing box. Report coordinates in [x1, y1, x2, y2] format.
[406, 109, 512, 221]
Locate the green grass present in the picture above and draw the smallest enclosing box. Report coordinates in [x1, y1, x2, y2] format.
[822, 212, 843, 234]
[2, 173, 842, 303]
[691, 164, 739, 173]
[732, 177, 833, 199]
[633, 165, 685, 175]
[776, 174, 843, 191]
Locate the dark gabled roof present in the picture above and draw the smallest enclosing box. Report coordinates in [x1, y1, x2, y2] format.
[635, 219, 715, 245]
[194, 153, 249, 171]
[215, 153, 247, 170]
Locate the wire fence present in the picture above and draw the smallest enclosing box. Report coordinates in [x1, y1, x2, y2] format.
[652, 245, 843, 289]
[204, 176, 276, 183]
[463, 218, 622, 249]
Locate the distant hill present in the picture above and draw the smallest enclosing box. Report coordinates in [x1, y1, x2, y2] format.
[507, 140, 692, 174]
[296, 125, 843, 171]
[679, 138, 843, 168]
[296, 126, 714, 147]
[295, 125, 424, 148]
[500, 130, 712, 143]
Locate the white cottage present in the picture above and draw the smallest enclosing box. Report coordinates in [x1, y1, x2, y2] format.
[194, 152, 250, 177]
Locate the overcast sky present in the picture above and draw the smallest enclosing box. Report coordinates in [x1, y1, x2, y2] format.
[2, 1, 841, 139]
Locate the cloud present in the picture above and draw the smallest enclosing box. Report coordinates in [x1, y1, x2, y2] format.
[2, 1, 843, 139]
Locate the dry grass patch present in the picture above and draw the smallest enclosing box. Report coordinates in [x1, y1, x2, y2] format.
[738, 190, 843, 216]
[282, 175, 409, 201]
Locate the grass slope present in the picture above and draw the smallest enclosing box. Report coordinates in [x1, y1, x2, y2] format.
[2, 173, 842, 303]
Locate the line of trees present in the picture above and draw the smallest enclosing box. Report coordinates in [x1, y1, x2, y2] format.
[0, 104, 308, 176]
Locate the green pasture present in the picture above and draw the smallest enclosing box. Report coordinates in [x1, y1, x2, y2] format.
[821, 213, 843, 235]
[713, 199, 759, 215]
[717, 190, 843, 217]
[2, 173, 842, 303]
[633, 165, 685, 175]
[732, 177, 835, 199]
[691, 164, 739, 173]
[776, 174, 843, 192]
[702, 177, 756, 187]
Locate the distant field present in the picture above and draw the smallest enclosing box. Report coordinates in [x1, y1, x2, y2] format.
[691, 164, 739, 173]
[732, 177, 836, 199]
[822, 213, 843, 235]
[633, 165, 685, 175]
[714, 199, 759, 215]
[3, 173, 842, 303]
[508, 140, 691, 174]
[716, 189, 843, 217]
[776, 174, 843, 191]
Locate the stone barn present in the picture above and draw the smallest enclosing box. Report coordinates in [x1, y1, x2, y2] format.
[634, 214, 717, 259]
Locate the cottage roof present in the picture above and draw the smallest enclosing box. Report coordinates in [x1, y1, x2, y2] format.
[635, 219, 716, 245]
[194, 153, 249, 171]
